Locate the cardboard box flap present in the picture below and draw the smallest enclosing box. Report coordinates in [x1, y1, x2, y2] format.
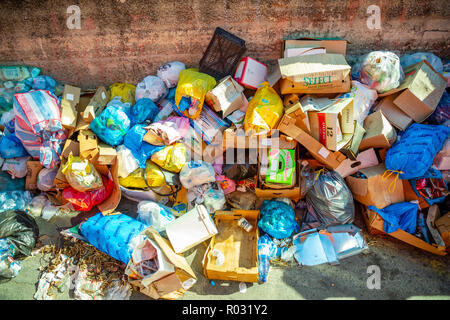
[214, 209, 259, 221]
[283, 38, 349, 56]
[278, 53, 350, 81]
[62, 84, 81, 107]
[142, 226, 197, 280]
[97, 161, 121, 215]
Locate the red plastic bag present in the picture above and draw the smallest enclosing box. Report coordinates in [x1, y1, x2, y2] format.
[63, 176, 114, 211]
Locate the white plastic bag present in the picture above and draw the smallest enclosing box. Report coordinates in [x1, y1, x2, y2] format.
[157, 61, 186, 88]
[338, 80, 378, 126]
[27, 195, 51, 218]
[2, 156, 30, 178]
[135, 75, 168, 103]
[137, 201, 175, 233]
[116, 145, 139, 178]
[179, 160, 216, 189]
[37, 167, 58, 191]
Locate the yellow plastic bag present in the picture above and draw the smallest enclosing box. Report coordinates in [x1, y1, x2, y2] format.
[119, 160, 166, 189]
[151, 142, 187, 173]
[109, 83, 136, 104]
[244, 82, 284, 135]
[175, 68, 216, 119]
[61, 155, 103, 192]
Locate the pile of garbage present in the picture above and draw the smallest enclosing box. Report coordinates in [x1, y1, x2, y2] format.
[0, 27, 449, 300]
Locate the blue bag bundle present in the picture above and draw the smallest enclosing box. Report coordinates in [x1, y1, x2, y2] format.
[123, 124, 165, 168]
[385, 123, 450, 180]
[400, 52, 444, 74]
[258, 200, 299, 239]
[0, 133, 29, 159]
[409, 167, 448, 206]
[368, 202, 418, 234]
[24, 75, 60, 94]
[128, 98, 160, 126]
[90, 105, 131, 146]
[80, 213, 147, 264]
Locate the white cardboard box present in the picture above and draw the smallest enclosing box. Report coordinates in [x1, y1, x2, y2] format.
[233, 57, 268, 90]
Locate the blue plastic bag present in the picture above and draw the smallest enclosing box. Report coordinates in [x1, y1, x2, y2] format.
[409, 167, 448, 205]
[90, 105, 131, 146]
[400, 52, 444, 74]
[123, 124, 165, 168]
[385, 123, 450, 179]
[368, 202, 418, 234]
[24, 75, 59, 93]
[258, 200, 299, 239]
[80, 213, 147, 264]
[128, 98, 160, 126]
[0, 133, 29, 159]
[257, 234, 277, 283]
[0, 191, 33, 213]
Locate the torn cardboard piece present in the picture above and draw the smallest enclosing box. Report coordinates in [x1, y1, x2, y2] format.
[61, 85, 81, 130]
[359, 110, 397, 151]
[374, 93, 413, 131]
[335, 147, 379, 178]
[78, 129, 99, 161]
[97, 142, 117, 166]
[82, 86, 109, 123]
[205, 76, 247, 118]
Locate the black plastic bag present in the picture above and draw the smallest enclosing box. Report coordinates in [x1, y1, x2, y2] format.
[0, 211, 39, 257]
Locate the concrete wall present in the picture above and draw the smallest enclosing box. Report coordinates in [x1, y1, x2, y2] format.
[0, 0, 448, 88]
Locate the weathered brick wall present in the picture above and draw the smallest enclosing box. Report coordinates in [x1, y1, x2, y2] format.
[0, 0, 448, 88]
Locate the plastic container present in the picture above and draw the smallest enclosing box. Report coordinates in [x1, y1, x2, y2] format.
[199, 27, 247, 80]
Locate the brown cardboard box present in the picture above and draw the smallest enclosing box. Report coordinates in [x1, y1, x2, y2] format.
[278, 54, 351, 94]
[378, 60, 447, 123]
[60, 85, 81, 130]
[61, 139, 80, 159]
[82, 86, 109, 123]
[435, 211, 450, 248]
[25, 161, 43, 190]
[281, 38, 348, 57]
[283, 93, 300, 108]
[345, 163, 404, 209]
[308, 98, 354, 152]
[433, 138, 450, 170]
[122, 226, 197, 300]
[375, 93, 413, 131]
[205, 76, 247, 118]
[277, 113, 347, 169]
[203, 210, 259, 283]
[359, 110, 397, 151]
[54, 163, 69, 189]
[97, 142, 117, 166]
[97, 161, 121, 215]
[359, 203, 447, 256]
[339, 121, 366, 160]
[78, 129, 99, 160]
[284, 102, 310, 134]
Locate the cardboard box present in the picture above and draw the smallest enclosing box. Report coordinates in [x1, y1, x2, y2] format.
[378, 60, 447, 123]
[61, 139, 80, 159]
[427, 205, 446, 248]
[233, 57, 268, 90]
[339, 121, 366, 160]
[359, 203, 447, 256]
[78, 129, 99, 160]
[359, 110, 397, 151]
[433, 138, 450, 170]
[375, 93, 413, 131]
[282, 37, 348, 57]
[284, 46, 326, 58]
[205, 76, 247, 118]
[277, 113, 347, 169]
[54, 163, 69, 189]
[259, 147, 296, 187]
[284, 102, 310, 134]
[25, 160, 43, 190]
[283, 93, 300, 108]
[128, 227, 197, 300]
[278, 54, 351, 94]
[222, 128, 297, 150]
[97, 142, 117, 166]
[166, 205, 218, 254]
[435, 211, 450, 248]
[335, 148, 379, 178]
[82, 86, 109, 123]
[308, 98, 354, 152]
[97, 160, 121, 215]
[61, 85, 81, 130]
[203, 210, 259, 283]
[345, 163, 404, 209]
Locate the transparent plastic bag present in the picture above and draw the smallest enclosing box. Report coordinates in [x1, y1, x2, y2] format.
[2, 156, 30, 179]
[0, 109, 15, 133]
[306, 170, 355, 227]
[357, 51, 404, 93]
[116, 145, 139, 178]
[150, 142, 187, 173]
[244, 81, 284, 135]
[61, 155, 103, 192]
[37, 167, 58, 191]
[109, 83, 136, 104]
[174, 68, 216, 119]
[135, 75, 168, 103]
[157, 61, 186, 88]
[136, 200, 175, 232]
[400, 52, 443, 74]
[90, 104, 131, 146]
[179, 160, 216, 189]
[27, 195, 51, 218]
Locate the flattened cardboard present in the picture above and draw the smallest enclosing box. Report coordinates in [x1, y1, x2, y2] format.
[277, 113, 347, 169]
[375, 93, 413, 131]
[278, 54, 351, 94]
[25, 160, 43, 190]
[205, 76, 246, 118]
[360, 204, 447, 256]
[378, 60, 447, 123]
[339, 121, 366, 160]
[203, 210, 259, 283]
[61, 85, 81, 130]
[82, 86, 109, 123]
[54, 162, 69, 189]
[359, 110, 397, 151]
[345, 163, 404, 209]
